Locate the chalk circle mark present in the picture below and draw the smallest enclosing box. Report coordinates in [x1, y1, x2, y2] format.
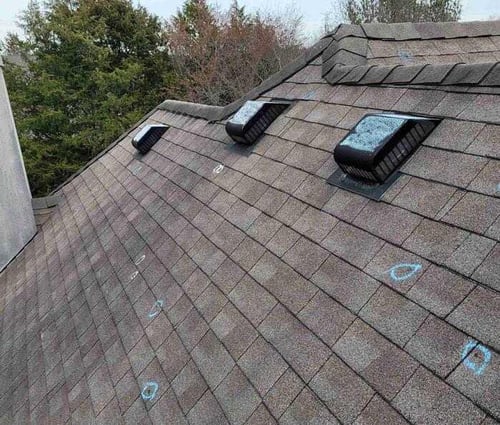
[387, 263, 422, 282]
[130, 271, 139, 281]
[461, 340, 491, 376]
[141, 381, 159, 401]
[135, 254, 146, 266]
[213, 164, 224, 174]
[304, 90, 317, 100]
[148, 300, 165, 319]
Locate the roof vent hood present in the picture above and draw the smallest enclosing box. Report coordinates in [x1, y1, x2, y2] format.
[329, 113, 439, 200]
[226, 101, 290, 144]
[132, 124, 168, 154]
[334, 113, 439, 183]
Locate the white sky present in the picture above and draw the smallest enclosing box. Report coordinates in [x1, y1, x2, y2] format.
[0, 0, 498, 42]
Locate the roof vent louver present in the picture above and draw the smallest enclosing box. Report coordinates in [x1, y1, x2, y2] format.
[226, 101, 290, 144]
[329, 113, 440, 200]
[132, 124, 168, 154]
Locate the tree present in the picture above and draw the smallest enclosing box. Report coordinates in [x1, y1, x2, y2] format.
[334, 0, 461, 25]
[3, 0, 175, 196]
[166, 0, 304, 106]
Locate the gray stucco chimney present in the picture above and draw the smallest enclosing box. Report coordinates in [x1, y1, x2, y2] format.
[0, 56, 36, 271]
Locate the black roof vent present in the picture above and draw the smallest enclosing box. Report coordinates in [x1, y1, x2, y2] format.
[132, 124, 168, 154]
[334, 113, 439, 183]
[226, 101, 290, 144]
[329, 113, 439, 200]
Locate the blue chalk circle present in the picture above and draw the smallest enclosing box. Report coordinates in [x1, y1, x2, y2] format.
[387, 263, 422, 282]
[398, 50, 413, 62]
[148, 300, 165, 319]
[135, 254, 146, 266]
[461, 340, 491, 376]
[304, 90, 316, 100]
[141, 381, 159, 401]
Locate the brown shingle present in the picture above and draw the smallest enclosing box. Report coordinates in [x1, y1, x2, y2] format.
[214, 367, 261, 425]
[298, 291, 355, 347]
[310, 354, 374, 424]
[312, 254, 380, 313]
[448, 286, 500, 351]
[359, 286, 429, 346]
[322, 222, 384, 269]
[280, 387, 340, 425]
[238, 337, 287, 396]
[393, 367, 485, 425]
[408, 265, 475, 317]
[335, 320, 418, 400]
[259, 305, 331, 382]
[405, 315, 469, 377]
[403, 219, 469, 264]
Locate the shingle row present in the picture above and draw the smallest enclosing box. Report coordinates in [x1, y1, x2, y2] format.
[325, 61, 500, 87]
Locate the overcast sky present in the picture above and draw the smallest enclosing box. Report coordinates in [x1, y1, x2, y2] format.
[1, 0, 498, 42]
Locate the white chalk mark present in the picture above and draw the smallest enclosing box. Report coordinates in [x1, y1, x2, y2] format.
[135, 254, 146, 266]
[213, 164, 224, 174]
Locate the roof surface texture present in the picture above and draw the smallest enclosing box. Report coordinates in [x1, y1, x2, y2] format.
[1, 20, 500, 425]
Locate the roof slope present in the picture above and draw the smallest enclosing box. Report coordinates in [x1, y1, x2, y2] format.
[1, 20, 500, 425]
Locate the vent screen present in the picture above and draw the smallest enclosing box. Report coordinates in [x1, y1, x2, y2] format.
[226, 101, 290, 145]
[334, 113, 439, 184]
[132, 124, 168, 154]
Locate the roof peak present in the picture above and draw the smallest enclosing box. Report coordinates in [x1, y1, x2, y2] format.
[329, 20, 500, 41]
[322, 20, 500, 88]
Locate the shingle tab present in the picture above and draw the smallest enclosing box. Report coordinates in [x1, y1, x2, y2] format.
[259, 305, 331, 382]
[447, 286, 500, 351]
[334, 319, 418, 400]
[394, 367, 485, 425]
[310, 354, 374, 424]
[359, 286, 428, 346]
[405, 315, 469, 377]
[448, 349, 500, 419]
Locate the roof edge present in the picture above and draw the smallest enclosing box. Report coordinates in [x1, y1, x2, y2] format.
[49, 106, 159, 195]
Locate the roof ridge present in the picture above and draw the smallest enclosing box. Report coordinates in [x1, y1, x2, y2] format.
[324, 61, 500, 87]
[326, 20, 500, 42]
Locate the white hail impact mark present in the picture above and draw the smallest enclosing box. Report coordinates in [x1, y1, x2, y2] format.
[135, 254, 146, 266]
[213, 164, 224, 174]
[130, 271, 139, 281]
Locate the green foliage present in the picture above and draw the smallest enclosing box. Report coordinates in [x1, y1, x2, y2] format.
[3, 0, 174, 196]
[342, 0, 462, 24]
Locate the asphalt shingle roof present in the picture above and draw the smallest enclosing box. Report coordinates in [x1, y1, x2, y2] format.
[1, 20, 500, 425]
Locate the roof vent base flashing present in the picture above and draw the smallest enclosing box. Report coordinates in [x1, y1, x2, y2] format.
[328, 168, 402, 201]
